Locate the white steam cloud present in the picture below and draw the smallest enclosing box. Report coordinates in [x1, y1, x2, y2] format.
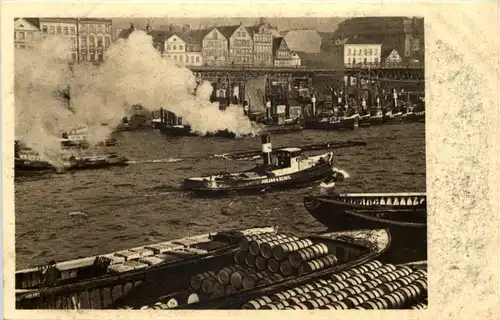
[15, 30, 260, 166]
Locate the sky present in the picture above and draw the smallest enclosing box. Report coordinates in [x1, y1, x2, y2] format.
[112, 17, 346, 33]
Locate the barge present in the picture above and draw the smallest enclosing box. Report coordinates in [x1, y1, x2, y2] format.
[303, 192, 427, 263]
[183, 134, 336, 195]
[15, 225, 426, 310]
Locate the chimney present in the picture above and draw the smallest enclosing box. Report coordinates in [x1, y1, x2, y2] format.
[261, 134, 272, 166]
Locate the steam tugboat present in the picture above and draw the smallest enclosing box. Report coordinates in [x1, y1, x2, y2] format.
[183, 134, 336, 195]
[303, 192, 427, 263]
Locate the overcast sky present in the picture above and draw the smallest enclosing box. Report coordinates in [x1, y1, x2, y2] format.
[112, 17, 346, 32]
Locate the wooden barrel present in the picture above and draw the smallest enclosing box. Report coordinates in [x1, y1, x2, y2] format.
[272, 239, 313, 260]
[288, 243, 329, 267]
[233, 251, 247, 265]
[217, 266, 244, 285]
[239, 232, 275, 251]
[230, 270, 244, 289]
[213, 282, 226, 297]
[190, 271, 216, 291]
[225, 285, 238, 296]
[260, 300, 291, 310]
[201, 278, 217, 295]
[255, 256, 267, 271]
[267, 258, 280, 273]
[242, 271, 268, 290]
[249, 234, 290, 256]
[260, 236, 299, 258]
[187, 293, 199, 304]
[242, 296, 272, 309]
[245, 253, 256, 267]
[165, 298, 178, 309]
[299, 254, 338, 275]
[279, 259, 297, 276]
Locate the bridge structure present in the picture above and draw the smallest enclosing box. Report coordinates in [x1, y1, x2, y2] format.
[189, 63, 424, 95]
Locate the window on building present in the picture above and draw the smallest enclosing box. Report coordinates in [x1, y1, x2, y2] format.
[191, 56, 194, 63]
[179, 45, 183, 50]
[19, 32, 25, 40]
[73, 37, 77, 49]
[70, 27, 75, 35]
[97, 36, 103, 47]
[167, 45, 171, 50]
[97, 25, 102, 33]
[89, 36, 95, 46]
[20, 44, 26, 49]
[81, 36, 87, 47]
[81, 51, 87, 61]
[173, 55, 177, 61]
[57, 26, 61, 34]
[14, 32, 16, 40]
[91, 24, 96, 32]
[358, 49, 362, 55]
[90, 53, 95, 61]
[196, 56, 200, 63]
[213, 31, 217, 40]
[42, 26, 48, 33]
[49, 26, 54, 34]
[173, 45, 176, 50]
[185, 55, 188, 62]
[63, 27, 69, 35]
[369, 48, 373, 55]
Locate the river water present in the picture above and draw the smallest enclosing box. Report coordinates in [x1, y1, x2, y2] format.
[15, 123, 425, 269]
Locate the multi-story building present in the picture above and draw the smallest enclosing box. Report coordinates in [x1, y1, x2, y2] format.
[202, 27, 228, 66]
[220, 24, 253, 67]
[272, 37, 292, 67]
[333, 17, 424, 60]
[76, 18, 113, 63]
[251, 19, 276, 67]
[14, 18, 42, 50]
[163, 31, 205, 67]
[38, 18, 112, 62]
[329, 38, 382, 67]
[290, 51, 301, 67]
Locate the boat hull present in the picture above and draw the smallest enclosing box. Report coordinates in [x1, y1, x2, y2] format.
[184, 161, 334, 196]
[158, 123, 302, 138]
[304, 116, 359, 131]
[303, 194, 427, 263]
[15, 156, 128, 173]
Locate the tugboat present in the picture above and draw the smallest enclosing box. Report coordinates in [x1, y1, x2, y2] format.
[14, 226, 429, 310]
[303, 192, 427, 263]
[183, 134, 335, 195]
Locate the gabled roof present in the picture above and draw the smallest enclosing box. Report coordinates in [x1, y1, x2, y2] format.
[176, 29, 210, 44]
[344, 36, 378, 45]
[217, 25, 240, 39]
[381, 46, 400, 60]
[273, 37, 288, 53]
[15, 18, 40, 29]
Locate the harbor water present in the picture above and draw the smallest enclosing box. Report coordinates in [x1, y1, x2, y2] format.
[15, 123, 425, 269]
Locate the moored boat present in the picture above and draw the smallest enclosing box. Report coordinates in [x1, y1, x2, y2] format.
[304, 112, 360, 131]
[303, 192, 427, 263]
[183, 134, 336, 195]
[16, 226, 417, 310]
[61, 128, 117, 148]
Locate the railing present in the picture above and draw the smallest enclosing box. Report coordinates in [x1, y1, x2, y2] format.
[338, 193, 427, 206]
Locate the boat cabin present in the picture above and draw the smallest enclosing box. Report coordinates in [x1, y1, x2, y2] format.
[271, 147, 304, 170]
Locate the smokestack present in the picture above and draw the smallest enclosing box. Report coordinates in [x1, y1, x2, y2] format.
[261, 134, 272, 166]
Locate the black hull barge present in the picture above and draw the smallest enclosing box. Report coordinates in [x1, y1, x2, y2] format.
[303, 193, 427, 263]
[304, 114, 360, 131]
[183, 134, 335, 196]
[15, 226, 426, 310]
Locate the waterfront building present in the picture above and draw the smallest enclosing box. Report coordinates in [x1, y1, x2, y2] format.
[329, 38, 382, 67]
[381, 47, 402, 64]
[221, 24, 254, 67]
[202, 27, 228, 66]
[333, 17, 424, 60]
[14, 18, 42, 50]
[290, 51, 301, 67]
[272, 37, 292, 67]
[164, 30, 205, 67]
[38, 18, 112, 62]
[250, 19, 276, 67]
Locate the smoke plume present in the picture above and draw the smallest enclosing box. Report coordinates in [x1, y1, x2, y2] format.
[15, 30, 260, 166]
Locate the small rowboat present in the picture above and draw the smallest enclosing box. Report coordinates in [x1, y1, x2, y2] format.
[16, 227, 396, 310]
[303, 192, 427, 263]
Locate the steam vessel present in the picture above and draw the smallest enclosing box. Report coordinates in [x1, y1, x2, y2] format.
[15, 226, 427, 310]
[303, 193, 427, 263]
[183, 134, 336, 195]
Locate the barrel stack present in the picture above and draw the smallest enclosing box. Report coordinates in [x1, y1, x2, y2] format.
[242, 262, 428, 310]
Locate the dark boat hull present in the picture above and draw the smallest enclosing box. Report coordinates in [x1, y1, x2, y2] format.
[185, 161, 334, 196]
[15, 156, 128, 173]
[158, 123, 302, 138]
[303, 195, 427, 263]
[304, 116, 359, 131]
